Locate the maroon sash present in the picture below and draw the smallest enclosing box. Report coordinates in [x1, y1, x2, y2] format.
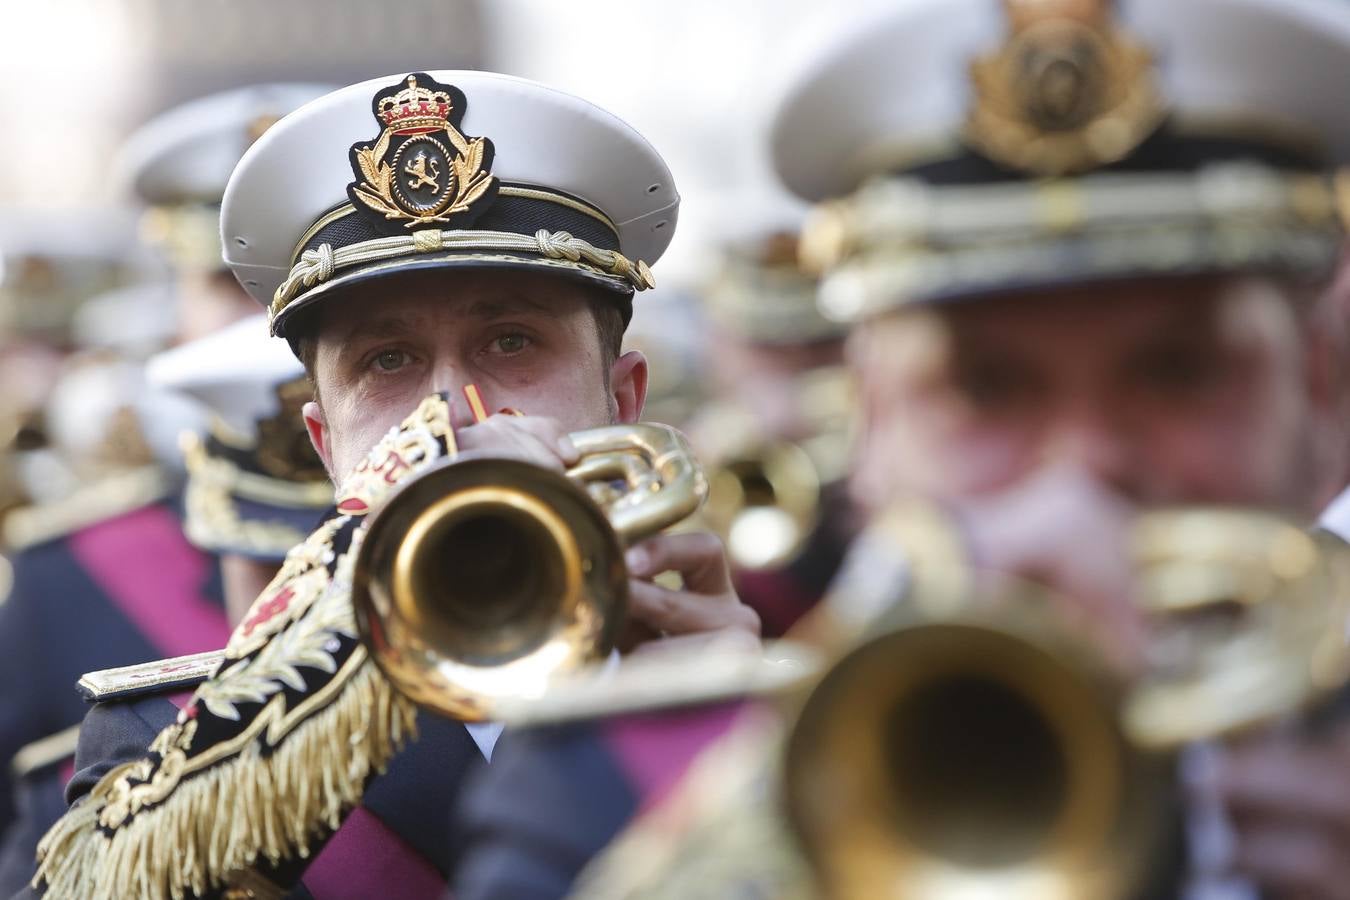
[68, 505, 229, 656]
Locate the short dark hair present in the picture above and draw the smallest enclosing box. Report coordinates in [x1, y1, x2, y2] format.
[293, 292, 626, 403]
[590, 295, 625, 368]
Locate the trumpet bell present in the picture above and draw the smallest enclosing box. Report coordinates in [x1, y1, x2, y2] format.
[784, 615, 1168, 900]
[352, 456, 627, 721]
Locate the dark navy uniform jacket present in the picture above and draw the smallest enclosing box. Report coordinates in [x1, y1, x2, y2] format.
[0, 498, 229, 895]
[17, 690, 488, 900]
[453, 703, 1192, 900]
[454, 703, 743, 900]
[0, 764, 67, 899]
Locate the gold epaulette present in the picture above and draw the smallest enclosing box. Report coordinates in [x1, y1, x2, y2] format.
[76, 650, 225, 703]
[11, 724, 80, 779]
[3, 466, 171, 550]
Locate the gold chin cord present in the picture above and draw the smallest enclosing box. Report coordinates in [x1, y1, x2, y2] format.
[780, 506, 1350, 900]
[350, 422, 707, 721]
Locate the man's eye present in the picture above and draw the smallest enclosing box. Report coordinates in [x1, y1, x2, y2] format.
[957, 363, 1039, 411]
[1131, 345, 1221, 392]
[491, 334, 530, 354]
[373, 350, 409, 372]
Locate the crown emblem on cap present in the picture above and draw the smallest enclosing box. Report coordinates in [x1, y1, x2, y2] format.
[347, 73, 499, 231]
[377, 77, 453, 133]
[965, 0, 1166, 176]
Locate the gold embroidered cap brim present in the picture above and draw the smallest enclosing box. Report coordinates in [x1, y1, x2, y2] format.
[271, 247, 637, 337]
[182, 432, 333, 560]
[818, 220, 1342, 322]
[808, 166, 1347, 321]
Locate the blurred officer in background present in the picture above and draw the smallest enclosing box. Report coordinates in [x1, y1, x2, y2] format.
[0, 313, 332, 895]
[691, 224, 856, 636]
[0, 84, 324, 866]
[121, 85, 332, 345]
[453, 1, 1350, 897]
[0, 210, 148, 531]
[0, 211, 168, 844]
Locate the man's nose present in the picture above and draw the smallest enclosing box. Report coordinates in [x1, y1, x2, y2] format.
[961, 460, 1147, 673]
[428, 360, 479, 430]
[1042, 401, 1139, 499]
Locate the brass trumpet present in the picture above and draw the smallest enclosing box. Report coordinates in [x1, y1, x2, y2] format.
[784, 507, 1350, 900]
[561, 506, 1350, 900]
[351, 422, 707, 721]
[785, 597, 1170, 900]
[697, 366, 854, 571]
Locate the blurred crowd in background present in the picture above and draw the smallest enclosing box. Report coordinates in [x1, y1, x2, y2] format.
[0, 0, 864, 593]
[11, 1, 1350, 898]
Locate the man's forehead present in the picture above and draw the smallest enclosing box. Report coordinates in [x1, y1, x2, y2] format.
[863, 274, 1303, 359]
[317, 274, 585, 342]
[938, 276, 1258, 330]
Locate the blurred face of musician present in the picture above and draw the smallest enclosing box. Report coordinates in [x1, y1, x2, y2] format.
[299, 269, 647, 483]
[851, 274, 1343, 515]
[849, 275, 1348, 657]
[177, 269, 260, 344]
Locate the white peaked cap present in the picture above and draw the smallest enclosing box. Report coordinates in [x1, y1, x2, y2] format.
[772, 0, 1350, 202]
[119, 83, 336, 206]
[221, 70, 678, 335]
[146, 313, 304, 442]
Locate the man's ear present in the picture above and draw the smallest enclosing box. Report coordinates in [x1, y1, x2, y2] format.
[609, 350, 648, 424]
[302, 400, 336, 480]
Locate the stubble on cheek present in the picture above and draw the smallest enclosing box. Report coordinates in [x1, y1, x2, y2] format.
[329, 391, 423, 483]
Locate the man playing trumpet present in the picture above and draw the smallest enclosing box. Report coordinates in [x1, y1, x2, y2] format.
[27, 70, 757, 900]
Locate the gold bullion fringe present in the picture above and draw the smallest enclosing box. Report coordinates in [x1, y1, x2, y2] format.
[33, 659, 419, 900]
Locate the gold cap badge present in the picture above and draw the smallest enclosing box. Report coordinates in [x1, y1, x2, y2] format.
[347, 73, 499, 231]
[965, 0, 1167, 176]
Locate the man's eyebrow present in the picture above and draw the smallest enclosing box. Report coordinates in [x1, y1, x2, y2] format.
[337, 314, 422, 346]
[463, 293, 557, 319]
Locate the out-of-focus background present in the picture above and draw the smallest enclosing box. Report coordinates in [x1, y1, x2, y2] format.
[0, 0, 880, 580]
[0, 0, 900, 286]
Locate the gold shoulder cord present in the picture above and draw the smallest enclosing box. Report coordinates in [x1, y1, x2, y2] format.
[33, 395, 456, 900]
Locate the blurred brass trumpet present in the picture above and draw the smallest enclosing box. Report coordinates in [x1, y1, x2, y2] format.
[701, 440, 823, 570]
[351, 422, 706, 721]
[565, 506, 1350, 900]
[786, 507, 1350, 900]
[697, 366, 854, 571]
[784, 600, 1169, 900]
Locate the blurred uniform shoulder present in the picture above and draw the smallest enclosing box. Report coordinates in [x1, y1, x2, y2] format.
[2, 467, 171, 552]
